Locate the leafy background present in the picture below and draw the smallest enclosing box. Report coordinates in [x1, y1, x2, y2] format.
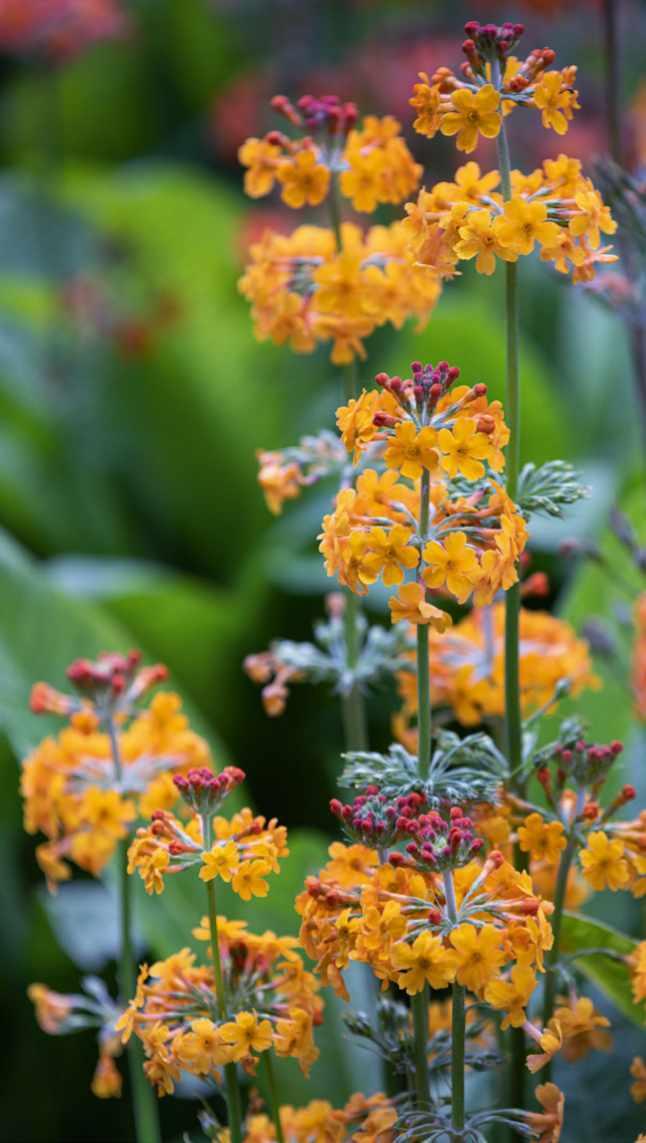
[0, 1, 644, 1140]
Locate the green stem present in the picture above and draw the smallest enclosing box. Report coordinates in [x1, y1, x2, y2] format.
[417, 469, 432, 780]
[411, 988, 430, 1106]
[541, 822, 579, 1080]
[442, 870, 464, 1140]
[329, 185, 367, 754]
[497, 110, 526, 1137]
[108, 716, 161, 1143]
[451, 984, 466, 1141]
[262, 1053, 285, 1143]
[118, 844, 162, 1143]
[203, 820, 243, 1143]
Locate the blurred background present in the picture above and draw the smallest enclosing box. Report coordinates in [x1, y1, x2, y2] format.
[0, 1, 644, 1140]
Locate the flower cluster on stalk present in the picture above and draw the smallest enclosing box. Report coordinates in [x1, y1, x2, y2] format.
[322, 360, 527, 620]
[22, 652, 213, 888]
[128, 766, 288, 900]
[394, 600, 598, 736]
[117, 924, 322, 1095]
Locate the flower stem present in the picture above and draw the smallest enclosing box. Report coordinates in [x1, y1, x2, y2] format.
[411, 987, 430, 1106]
[203, 818, 243, 1143]
[496, 115, 526, 1130]
[118, 843, 162, 1143]
[107, 717, 161, 1143]
[417, 469, 432, 780]
[262, 1052, 285, 1143]
[329, 182, 368, 754]
[541, 826, 579, 1080]
[451, 983, 466, 1142]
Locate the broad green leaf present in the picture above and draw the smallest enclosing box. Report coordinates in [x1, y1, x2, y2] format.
[43, 554, 269, 724]
[560, 912, 643, 1026]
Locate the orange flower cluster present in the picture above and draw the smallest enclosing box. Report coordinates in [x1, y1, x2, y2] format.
[240, 95, 420, 212]
[410, 21, 579, 151]
[297, 838, 553, 1025]
[117, 924, 322, 1094]
[404, 156, 617, 283]
[320, 363, 526, 617]
[395, 603, 599, 733]
[22, 653, 212, 888]
[128, 795, 288, 900]
[239, 221, 441, 365]
[244, 1092, 396, 1142]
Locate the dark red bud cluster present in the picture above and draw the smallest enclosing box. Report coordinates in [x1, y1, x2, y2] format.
[174, 765, 245, 814]
[330, 789, 427, 849]
[375, 360, 463, 421]
[545, 736, 623, 795]
[47, 650, 168, 716]
[462, 20, 524, 70]
[271, 93, 358, 136]
[67, 650, 142, 694]
[400, 804, 485, 872]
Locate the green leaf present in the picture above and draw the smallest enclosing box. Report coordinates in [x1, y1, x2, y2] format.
[560, 912, 643, 1026]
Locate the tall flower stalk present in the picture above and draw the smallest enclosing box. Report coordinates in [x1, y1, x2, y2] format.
[109, 718, 162, 1143]
[201, 812, 244, 1143]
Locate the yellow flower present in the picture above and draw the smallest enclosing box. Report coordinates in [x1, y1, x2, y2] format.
[525, 1082, 565, 1143]
[384, 421, 438, 479]
[388, 582, 452, 629]
[494, 198, 561, 256]
[277, 149, 330, 208]
[339, 149, 387, 213]
[485, 962, 537, 1029]
[449, 923, 505, 994]
[219, 1011, 273, 1060]
[569, 185, 617, 250]
[533, 71, 576, 135]
[454, 162, 501, 203]
[454, 208, 512, 276]
[91, 1052, 122, 1099]
[440, 85, 501, 153]
[409, 73, 442, 137]
[392, 932, 457, 994]
[238, 137, 281, 198]
[580, 831, 629, 891]
[361, 525, 420, 586]
[437, 417, 491, 480]
[231, 858, 272, 900]
[313, 251, 365, 318]
[553, 995, 611, 1061]
[518, 813, 567, 864]
[199, 840, 240, 884]
[174, 1017, 234, 1072]
[423, 532, 480, 603]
